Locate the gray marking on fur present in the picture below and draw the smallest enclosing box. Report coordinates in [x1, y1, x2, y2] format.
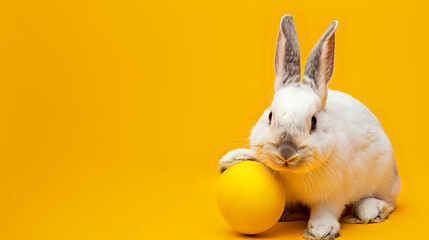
[393, 161, 399, 176]
[275, 15, 301, 88]
[278, 142, 298, 161]
[279, 203, 310, 222]
[302, 75, 317, 90]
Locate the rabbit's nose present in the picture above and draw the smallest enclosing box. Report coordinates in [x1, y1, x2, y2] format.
[278, 143, 297, 161]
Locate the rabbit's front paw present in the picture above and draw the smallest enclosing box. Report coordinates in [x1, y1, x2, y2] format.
[218, 148, 256, 172]
[303, 219, 340, 240]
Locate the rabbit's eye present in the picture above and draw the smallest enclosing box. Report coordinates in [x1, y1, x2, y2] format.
[311, 116, 317, 130]
[268, 111, 273, 124]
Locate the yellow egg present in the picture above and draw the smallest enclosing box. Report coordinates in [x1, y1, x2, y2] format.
[217, 161, 286, 235]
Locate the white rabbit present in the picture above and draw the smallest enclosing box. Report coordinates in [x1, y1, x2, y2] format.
[218, 15, 401, 239]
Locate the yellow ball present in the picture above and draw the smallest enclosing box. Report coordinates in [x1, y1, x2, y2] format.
[217, 161, 286, 235]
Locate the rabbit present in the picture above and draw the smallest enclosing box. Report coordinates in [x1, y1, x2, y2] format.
[218, 15, 401, 239]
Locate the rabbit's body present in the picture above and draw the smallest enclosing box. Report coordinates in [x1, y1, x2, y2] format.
[277, 89, 400, 206]
[218, 15, 400, 239]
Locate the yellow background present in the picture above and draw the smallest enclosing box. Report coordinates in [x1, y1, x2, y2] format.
[0, 0, 427, 239]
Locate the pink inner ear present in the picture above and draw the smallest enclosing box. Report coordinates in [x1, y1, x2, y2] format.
[275, 30, 287, 78]
[318, 33, 335, 104]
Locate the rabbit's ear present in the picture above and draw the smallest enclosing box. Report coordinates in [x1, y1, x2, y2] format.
[303, 20, 338, 104]
[274, 15, 301, 92]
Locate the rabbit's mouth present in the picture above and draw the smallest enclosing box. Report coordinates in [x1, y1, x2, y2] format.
[274, 153, 300, 165]
[267, 152, 303, 171]
[252, 144, 316, 172]
[265, 148, 322, 174]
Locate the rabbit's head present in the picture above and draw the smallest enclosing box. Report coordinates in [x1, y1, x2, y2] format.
[250, 15, 338, 173]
